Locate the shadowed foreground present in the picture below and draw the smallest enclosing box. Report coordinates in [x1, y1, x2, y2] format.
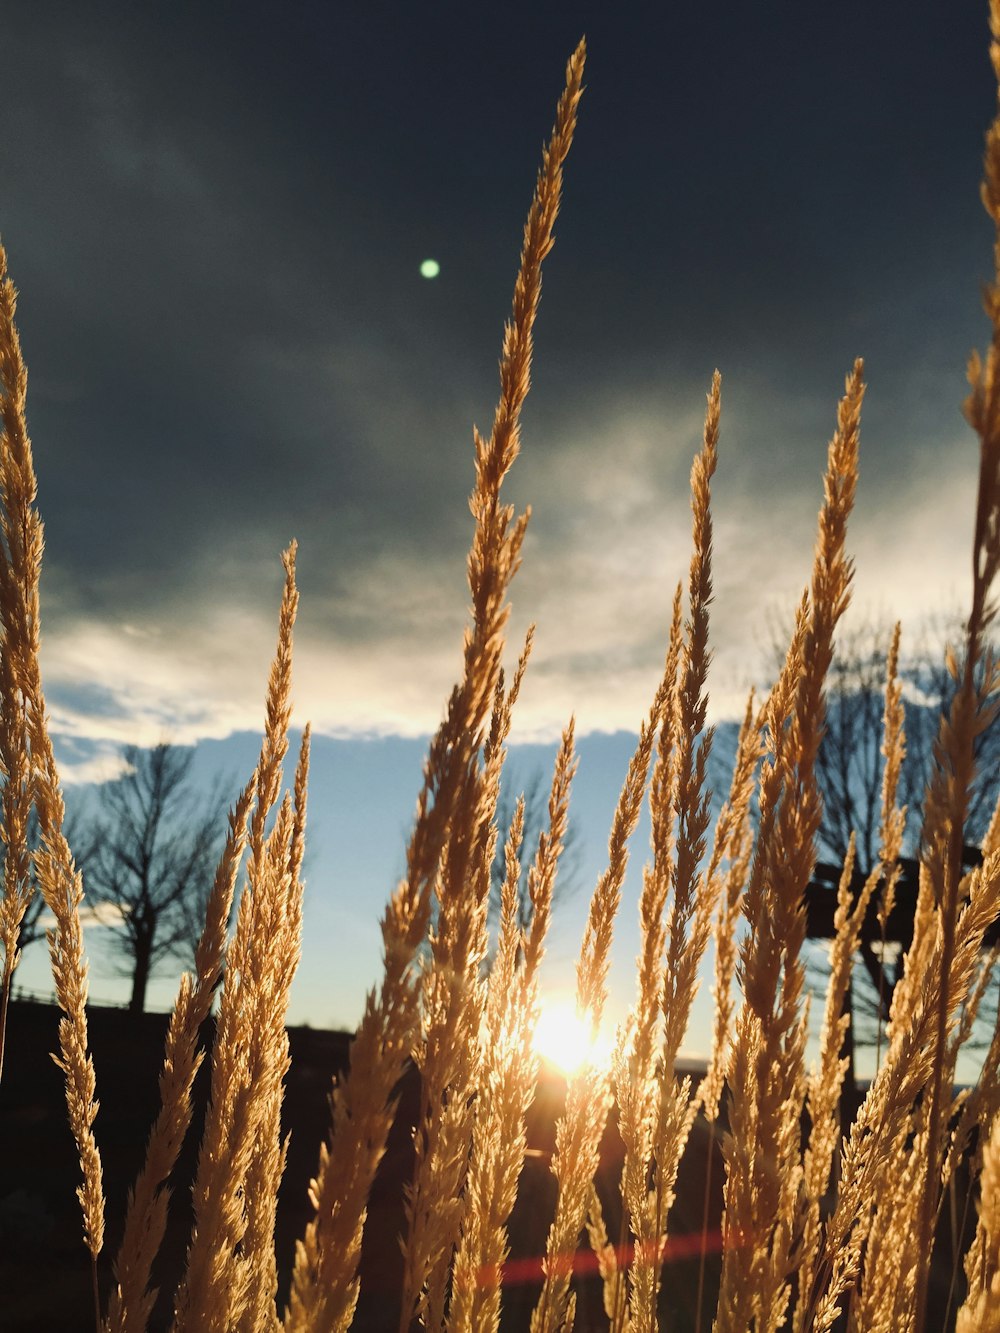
[0, 1001, 977, 1330]
[0, 1001, 731, 1332]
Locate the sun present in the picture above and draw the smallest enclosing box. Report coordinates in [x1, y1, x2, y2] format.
[532, 997, 613, 1078]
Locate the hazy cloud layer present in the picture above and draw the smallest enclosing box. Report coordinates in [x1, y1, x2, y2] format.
[16, 728, 736, 1034]
[3, 0, 994, 747]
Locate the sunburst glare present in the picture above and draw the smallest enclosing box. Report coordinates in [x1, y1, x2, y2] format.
[532, 997, 613, 1078]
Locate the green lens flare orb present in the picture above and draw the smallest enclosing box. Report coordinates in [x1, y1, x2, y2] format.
[419, 258, 440, 279]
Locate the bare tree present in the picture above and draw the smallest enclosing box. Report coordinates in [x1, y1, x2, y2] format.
[1, 804, 93, 964]
[489, 766, 581, 944]
[84, 743, 227, 1014]
[812, 622, 890, 874]
[898, 614, 1000, 847]
[812, 615, 999, 869]
[782, 615, 1000, 1050]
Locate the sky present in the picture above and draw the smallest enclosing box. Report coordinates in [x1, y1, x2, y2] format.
[4, 1, 998, 1053]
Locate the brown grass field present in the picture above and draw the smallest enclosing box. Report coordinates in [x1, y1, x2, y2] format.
[1, 5, 1000, 1332]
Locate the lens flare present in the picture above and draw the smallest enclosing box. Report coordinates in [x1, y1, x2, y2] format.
[532, 998, 612, 1077]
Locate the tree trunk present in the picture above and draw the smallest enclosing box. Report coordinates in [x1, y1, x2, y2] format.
[839, 975, 857, 1140]
[129, 938, 152, 1015]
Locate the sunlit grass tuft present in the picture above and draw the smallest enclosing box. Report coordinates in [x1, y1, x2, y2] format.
[533, 997, 614, 1078]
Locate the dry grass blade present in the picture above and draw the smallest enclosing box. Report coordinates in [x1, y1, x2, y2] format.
[532, 637, 673, 1333]
[956, 1112, 1000, 1333]
[0, 609, 32, 1085]
[612, 373, 722, 1332]
[692, 690, 759, 1333]
[874, 621, 906, 1070]
[613, 585, 684, 1330]
[174, 547, 301, 1333]
[400, 655, 534, 1332]
[717, 361, 864, 1333]
[796, 625, 907, 1333]
[911, 8, 1000, 1319]
[400, 39, 584, 1329]
[810, 845, 1000, 1333]
[943, 943, 1000, 1209]
[239, 728, 310, 1333]
[0, 240, 38, 1088]
[448, 724, 577, 1333]
[286, 42, 584, 1333]
[104, 773, 258, 1333]
[697, 690, 761, 1126]
[585, 1185, 628, 1330]
[0, 239, 106, 1330]
[485, 794, 526, 1067]
[643, 375, 722, 1324]
[793, 838, 864, 1333]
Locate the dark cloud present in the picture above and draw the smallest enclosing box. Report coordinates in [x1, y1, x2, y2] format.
[47, 679, 131, 722]
[1, 0, 994, 739]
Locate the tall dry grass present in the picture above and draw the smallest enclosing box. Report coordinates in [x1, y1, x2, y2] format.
[0, 9, 999, 1333]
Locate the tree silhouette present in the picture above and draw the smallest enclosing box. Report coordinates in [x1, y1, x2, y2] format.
[489, 765, 581, 947]
[1, 805, 92, 966]
[84, 743, 227, 1014]
[790, 616, 1000, 1053]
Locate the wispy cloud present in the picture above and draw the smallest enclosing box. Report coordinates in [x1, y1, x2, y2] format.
[37, 901, 129, 931]
[36, 389, 984, 750]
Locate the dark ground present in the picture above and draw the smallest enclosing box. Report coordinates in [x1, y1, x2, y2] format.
[0, 1000, 972, 1331]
